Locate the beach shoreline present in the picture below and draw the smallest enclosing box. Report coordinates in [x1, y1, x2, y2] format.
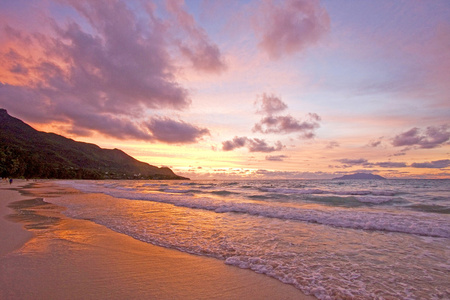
[0, 180, 313, 300]
[0, 180, 34, 256]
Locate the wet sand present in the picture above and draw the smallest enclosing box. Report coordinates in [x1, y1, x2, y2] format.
[0, 180, 314, 299]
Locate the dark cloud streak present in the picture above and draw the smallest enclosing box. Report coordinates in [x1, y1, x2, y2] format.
[411, 160, 450, 169]
[222, 136, 284, 153]
[336, 157, 450, 169]
[265, 155, 288, 161]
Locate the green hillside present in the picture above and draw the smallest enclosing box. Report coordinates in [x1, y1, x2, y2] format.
[0, 109, 188, 180]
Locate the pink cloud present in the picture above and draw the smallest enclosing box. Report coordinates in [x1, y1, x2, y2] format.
[254, 0, 330, 59]
[0, 0, 219, 142]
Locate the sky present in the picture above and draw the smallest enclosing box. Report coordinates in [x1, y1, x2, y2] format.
[0, 0, 449, 179]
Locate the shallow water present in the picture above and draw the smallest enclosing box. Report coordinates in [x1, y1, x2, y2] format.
[53, 179, 450, 299]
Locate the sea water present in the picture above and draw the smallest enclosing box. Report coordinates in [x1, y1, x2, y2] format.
[53, 179, 450, 299]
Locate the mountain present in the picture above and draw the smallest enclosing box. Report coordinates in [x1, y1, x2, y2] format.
[333, 173, 386, 180]
[0, 109, 188, 180]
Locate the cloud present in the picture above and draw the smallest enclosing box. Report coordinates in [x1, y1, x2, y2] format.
[255, 169, 333, 179]
[222, 136, 248, 151]
[9, 63, 28, 75]
[0, 0, 221, 142]
[336, 158, 368, 165]
[146, 117, 210, 144]
[165, 0, 226, 73]
[248, 139, 283, 152]
[392, 128, 423, 147]
[219, 93, 321, 150]
[255, 93, 288, 115]
[337, 158, 407, 169]
[411, 159, 450, 169]
[253, 94, 321, 138]
[392, 152, 406, 157]
[367, 139, 382, 147]
[265, 155, 288, 161]
[254, 0, 330, 59]
[392, 125, 450, 149]
[325, 141, 340, 149]
[373, 162, 407, 168]
[222, 136, 284, 153]
[253, 114, 321, 136]
[67, 111, 154, 140]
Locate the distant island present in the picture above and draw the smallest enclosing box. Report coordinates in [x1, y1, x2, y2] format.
[0, 109, 188, 180]
[332, 173, 386, 180]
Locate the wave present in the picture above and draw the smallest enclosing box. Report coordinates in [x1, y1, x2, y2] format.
[260, 187, 398, 197]
[59, 181, 450, 238]
[212, 202, 449, 238]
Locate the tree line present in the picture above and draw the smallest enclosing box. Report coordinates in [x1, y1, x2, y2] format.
[0, 145, 103, 179]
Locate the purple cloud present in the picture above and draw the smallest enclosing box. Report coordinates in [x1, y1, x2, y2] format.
[222, 136, 284, 153]
[222, 136, 248, 151]
[392, 152, 406, 157]
[179, 43, 226, 74]
[248, 139, 284, 152]
[253, 115, 320, 136]
[255, 169, 333, 179]
[67, 111, 153, 140]
[255, 93, 288, 115]
[411, 160, 450, 169]
[9, 63, 28, 75]
[326, 141, 340, 149]
[374, 162, 407, 168]
[254, 0, 330, 59]
[337, 159, 408, 169]
[166, 0, 226, 74]
[265, 155, 288, 161]
[337, 158, 368, 165]
[367, 139, 382, 147]
[146, 117, 210, 144]
[0, 0, 222, 142]
[253, 95, 321, 138]
[392, 125, 450, 149]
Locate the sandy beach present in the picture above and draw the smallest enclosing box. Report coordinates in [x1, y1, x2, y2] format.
[0, 180, 313, 300]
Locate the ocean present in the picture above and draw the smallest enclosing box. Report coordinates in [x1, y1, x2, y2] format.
[53, 179, 450, 299]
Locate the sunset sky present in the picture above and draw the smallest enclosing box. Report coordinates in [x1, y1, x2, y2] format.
[1, 0, 449, 179]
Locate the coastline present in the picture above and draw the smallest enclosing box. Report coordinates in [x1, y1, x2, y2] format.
[0, 180, 313, 300]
